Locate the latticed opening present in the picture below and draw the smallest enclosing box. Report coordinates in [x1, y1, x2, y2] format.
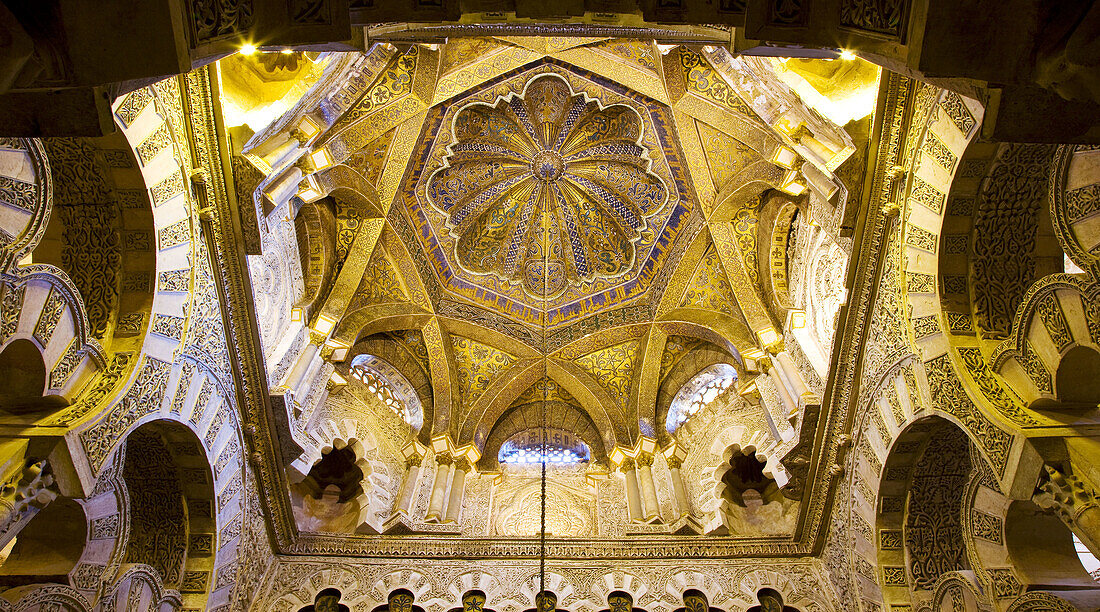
[349, 353, 423, 429]
[667, 363, 737, 433]
[499, 428, 590, 465]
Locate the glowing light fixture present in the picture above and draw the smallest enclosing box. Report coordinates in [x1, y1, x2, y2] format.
[839, 49, 857, 61]
[240, 43, 258, 55]
[743, 347, 766, 360]
[757, 327, 780, 348]
[297, 175, 324, 203]
[281, 48, 295, 55]
[313, 315, 337, 336]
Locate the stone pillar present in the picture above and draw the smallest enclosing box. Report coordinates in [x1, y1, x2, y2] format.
[666, 454, 691, 517]
[424, 452, 453, 523]
[393, 453, 423, 517]
[445, 458, 471, 523]
[775, 351, 813, 407]
[284, 334, 322, 392]
[760, 355, 797, 416]
[620, 458, 642, 522]
[635, 451, 663, 523]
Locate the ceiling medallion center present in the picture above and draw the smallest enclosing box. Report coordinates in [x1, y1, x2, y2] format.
[531, 150, 565, 182]
[426, 73, 670, 299]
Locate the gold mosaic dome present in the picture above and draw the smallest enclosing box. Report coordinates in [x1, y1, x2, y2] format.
[427, 74, 669, 298]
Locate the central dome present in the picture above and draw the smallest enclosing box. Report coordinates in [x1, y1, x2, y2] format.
[426, 74, 669, 298]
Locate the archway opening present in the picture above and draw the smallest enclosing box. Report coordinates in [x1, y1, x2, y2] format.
[301, 446, 364, 503]
[666, 363, 738, 434]
[350, 353, 424, 431]
[0, 495, 86, 588]
[1055, 345, 1100, 406]
[0, 338, 62, 414]
[290, 440, 372, 534]
[1005, 499, 1100, 588]
[718, 449, 781, 508]
[121, 421, 216, 608]
[499, 428, 591, 466]
[298, 587, 351, 612]
[747, 588, 799, 612]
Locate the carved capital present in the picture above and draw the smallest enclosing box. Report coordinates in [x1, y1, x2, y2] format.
[666, 456, 684, 470]
[619, 457, 636, 472]
[756, 355, 773, 372]
[435, 453, 454, 467]
[1035, 464, 1099, 524]
[405, 454, 424, 469]
[635, 452, 655, 468]
[454, 458, 472, 473]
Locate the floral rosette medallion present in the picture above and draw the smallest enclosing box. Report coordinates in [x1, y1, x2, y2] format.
[426, 74, 669, 298]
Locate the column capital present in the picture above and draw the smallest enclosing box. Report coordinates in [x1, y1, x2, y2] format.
[454, 457, 472, 472]
[1035, 464, 1099, 523]
[635, 451, 655, 468]
[666, 455, 684, 470]
[619, 457, 636, 472]
[434, 452, 454, 467]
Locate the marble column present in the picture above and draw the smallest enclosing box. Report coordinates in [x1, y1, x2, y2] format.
[284, 336, 322, 392]
[445, 458, 471, 523]
[775, 351, 813, 408]
[761, 355, 797, 415]
[635, 451, 663, 523]
[666, 455, 691, 517]
[620, 458, 642, 522]
[424, 453, 453, 522]
[393, 453, 423, 517]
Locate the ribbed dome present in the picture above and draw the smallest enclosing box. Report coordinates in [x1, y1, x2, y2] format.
[427, 74, 668, 298]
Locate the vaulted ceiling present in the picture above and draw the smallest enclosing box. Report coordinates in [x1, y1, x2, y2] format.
[236, 37, 868, 446]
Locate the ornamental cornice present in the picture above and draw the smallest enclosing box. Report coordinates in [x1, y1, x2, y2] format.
[285, 532, 812, 559]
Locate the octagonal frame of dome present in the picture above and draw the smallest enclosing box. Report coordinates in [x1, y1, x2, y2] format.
[349, 353, 424, 431]
[666, 363, 738, 434]
[499, 427, 591, 466]
[425, 72, 671, 300]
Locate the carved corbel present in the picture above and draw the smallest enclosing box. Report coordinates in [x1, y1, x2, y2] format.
[778, 403, 820, 500]
[1034, 464, 1100, 556]
[0, 459, 59, 550]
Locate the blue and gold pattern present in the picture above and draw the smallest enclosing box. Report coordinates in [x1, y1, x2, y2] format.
[427, 74, 668, 298]
[402, 61, 695, 328]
